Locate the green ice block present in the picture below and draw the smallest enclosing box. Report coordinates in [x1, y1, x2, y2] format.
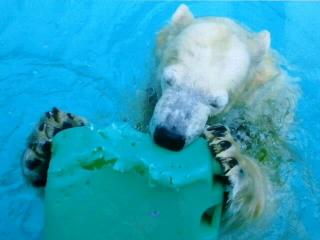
[45, 124, 223, 240]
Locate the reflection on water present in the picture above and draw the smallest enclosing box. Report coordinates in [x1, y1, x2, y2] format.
[0, 1, 319, 240]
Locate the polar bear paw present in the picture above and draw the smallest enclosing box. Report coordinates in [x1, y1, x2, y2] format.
[22, 107, 88, 187]
[204, 124, 269, 227]
[204, 124, 244, 194]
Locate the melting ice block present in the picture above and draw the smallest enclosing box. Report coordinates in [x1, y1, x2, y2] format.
[45, 124, 223, 240]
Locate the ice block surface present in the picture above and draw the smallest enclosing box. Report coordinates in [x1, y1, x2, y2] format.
[45, 124, 223, 240]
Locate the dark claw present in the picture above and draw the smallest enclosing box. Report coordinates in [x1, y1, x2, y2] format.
[209, 147, 218, 156]
[224, 157, 238, 169]
[45, 111, 51, 118]
[66, 113, 75, 120]
[52, 127, 61, 136]
[214, 174, 231, 186]
[31, 177, 47, 187]
[217, 140, 232, 151]
[52, 107, 59, 113]
[209, 140, 232, 155]
[215, 156, 223, 163]
[38, 122, 45, 131]
[215, 157, 238, 174]
[51, 107, 60, 122]
[28, 142, 37, 150]
[206, 125, 228, 137]
[207, 124, 227, 132]
[62, 122, 73, 129]
[41, 141, 51, 156]
[26, 158, 42, 170]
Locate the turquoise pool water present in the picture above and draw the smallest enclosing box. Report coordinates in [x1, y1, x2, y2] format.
[0, 1, 319, 239]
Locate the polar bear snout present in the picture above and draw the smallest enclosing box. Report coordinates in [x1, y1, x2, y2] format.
[153, 126, 186, 151]
[150, 89, 211, 149]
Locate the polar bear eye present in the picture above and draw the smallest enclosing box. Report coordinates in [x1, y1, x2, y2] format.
[209, 101, 222, 110]
[209, 98, 221, 109]
[165, 77, 174, 86]
[210, 102, 219, 109]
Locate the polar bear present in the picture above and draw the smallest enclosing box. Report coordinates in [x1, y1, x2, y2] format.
[150, 4, 282, 151]
[150, 4, 299, 229]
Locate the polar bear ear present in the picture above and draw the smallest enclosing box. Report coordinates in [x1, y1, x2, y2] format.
[251, 30, 271, 62]
[171, 4, 194, 27]
[257, 30, 271, 51]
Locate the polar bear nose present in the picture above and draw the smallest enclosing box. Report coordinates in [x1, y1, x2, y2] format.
[153, 126, 185, 151]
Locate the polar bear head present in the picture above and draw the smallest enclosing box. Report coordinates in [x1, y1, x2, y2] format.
[150, 5, 271, 151]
